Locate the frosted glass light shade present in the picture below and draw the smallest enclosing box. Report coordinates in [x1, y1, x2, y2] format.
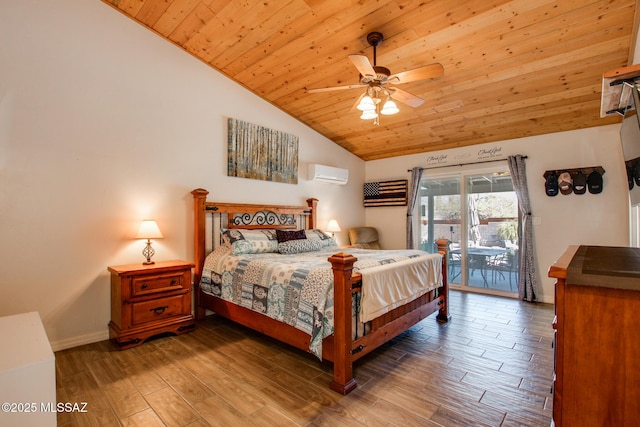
[357, 95, 376, 111]
[360, 110, 378, 120]
[135, 220, 163, 239]
[381, 99, 399, 115]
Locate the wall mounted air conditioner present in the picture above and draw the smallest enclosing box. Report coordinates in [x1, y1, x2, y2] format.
[308, 164, 349, 185]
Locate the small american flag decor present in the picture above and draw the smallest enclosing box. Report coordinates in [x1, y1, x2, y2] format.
[363, 180, 408, 207]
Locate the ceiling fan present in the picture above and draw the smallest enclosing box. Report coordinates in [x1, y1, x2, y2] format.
[306, 32, 444, 124]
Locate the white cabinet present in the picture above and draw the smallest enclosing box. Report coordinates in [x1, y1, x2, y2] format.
[0, 312, 56, 427]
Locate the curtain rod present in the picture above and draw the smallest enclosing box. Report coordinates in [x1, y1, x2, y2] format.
[407, 155, 527, 172]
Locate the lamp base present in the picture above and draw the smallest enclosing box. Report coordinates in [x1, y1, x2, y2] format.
[142, 240, 155, 265]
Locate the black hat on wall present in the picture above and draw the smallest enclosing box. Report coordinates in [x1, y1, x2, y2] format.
[587, 170, 603, 194]
[545, 171, 558, 196]
[573, 171, 587, 194]
[633, 163, 640, 186]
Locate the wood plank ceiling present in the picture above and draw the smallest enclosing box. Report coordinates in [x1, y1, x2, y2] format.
[102, 0, 638, 161]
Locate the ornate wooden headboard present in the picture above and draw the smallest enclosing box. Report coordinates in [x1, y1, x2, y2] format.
[191, 188, 318, 282]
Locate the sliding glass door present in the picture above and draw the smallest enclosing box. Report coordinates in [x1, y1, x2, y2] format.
[419, 171, 519, 295]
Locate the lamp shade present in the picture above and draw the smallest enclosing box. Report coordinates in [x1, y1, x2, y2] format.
[326, 219, 341, 233]
[356, 95, 376, 111]
[360, 110, 378, 120]
[135, 220, 163, 239]
[381, 99, 399, 115]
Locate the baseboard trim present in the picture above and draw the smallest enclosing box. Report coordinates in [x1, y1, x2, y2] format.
[50, 330, 109, 352]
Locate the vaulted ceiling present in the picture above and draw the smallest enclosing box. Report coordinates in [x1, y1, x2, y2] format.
[102, 0, 638, 160]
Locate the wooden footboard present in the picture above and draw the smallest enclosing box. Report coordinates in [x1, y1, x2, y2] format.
[328, 240, 449, 394]
[191, 189, 449, 395]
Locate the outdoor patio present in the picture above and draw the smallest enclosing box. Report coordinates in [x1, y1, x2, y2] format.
[448, 254, 519, 293]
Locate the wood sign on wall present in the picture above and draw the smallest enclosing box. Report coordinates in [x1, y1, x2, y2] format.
[227, 118, 299, 184]
[364, 180, 408, 207]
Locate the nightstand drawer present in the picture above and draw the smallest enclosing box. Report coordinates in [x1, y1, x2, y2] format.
[131, 272, 184, 297]
[131, 294, 187, 326]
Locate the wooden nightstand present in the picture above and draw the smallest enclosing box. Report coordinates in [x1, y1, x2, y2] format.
[108, 260, 195, 349]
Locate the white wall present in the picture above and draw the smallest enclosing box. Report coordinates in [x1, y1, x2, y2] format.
[0, 0, 365, 349]
[1, 0, 632, 348]
[366, 125, 629, 303]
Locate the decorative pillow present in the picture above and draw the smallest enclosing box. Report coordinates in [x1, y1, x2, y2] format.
[221, 229, 278, 255]
[278, 239, 323, 254]
[305, 229, 338, 247]
[276, 229, 307, 243]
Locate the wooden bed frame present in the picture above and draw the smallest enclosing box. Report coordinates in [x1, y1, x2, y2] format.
[191, 188, 450, 394]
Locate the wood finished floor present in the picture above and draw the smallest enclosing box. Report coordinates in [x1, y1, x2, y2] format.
[56, 291, 555, 426]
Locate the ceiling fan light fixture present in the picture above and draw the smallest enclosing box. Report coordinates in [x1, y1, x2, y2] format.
[357, 95, 376, 111]
[360, 110, 378, 120]
[307, 31, 441, 126]
[381, 99, 399, 115]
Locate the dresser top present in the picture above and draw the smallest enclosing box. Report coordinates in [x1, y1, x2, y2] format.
[561, 246, 640, 291]
[108, 260, 194, 275]
[548, 245, 580, 280]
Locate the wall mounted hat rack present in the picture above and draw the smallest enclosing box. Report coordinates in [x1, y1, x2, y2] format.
[543, 166, 605, 196]
[543, 166, 605, 180]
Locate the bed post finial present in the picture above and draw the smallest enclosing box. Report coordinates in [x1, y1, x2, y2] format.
[192, 189, 209, 320]
[435, 238, 451, 323]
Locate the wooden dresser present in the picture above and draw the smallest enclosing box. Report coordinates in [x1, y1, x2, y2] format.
[108, 260, 195, 349]
[548, 246, 640, 426]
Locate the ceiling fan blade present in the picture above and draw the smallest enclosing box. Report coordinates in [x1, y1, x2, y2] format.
[349, 54, 376, 79]
[390, 87, 425, 108]
[306, 84, 365, 93]
[389, 63, 444, 84]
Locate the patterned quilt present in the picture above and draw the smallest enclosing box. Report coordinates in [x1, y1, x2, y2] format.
[199, 245, 439, 358]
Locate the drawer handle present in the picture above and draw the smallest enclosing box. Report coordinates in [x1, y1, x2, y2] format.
[150, 306, 168, 315]
[141, 283, 148, 289]
[170, 279, 176, 285]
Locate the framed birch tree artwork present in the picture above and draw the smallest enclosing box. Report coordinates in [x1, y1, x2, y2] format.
[227, 118, 299, 184]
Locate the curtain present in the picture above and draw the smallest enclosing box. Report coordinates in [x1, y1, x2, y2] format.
[507, 155, 538, 301]
[406, 167, 424, 249]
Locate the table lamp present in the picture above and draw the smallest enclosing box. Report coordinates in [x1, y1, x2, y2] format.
[326, 219, 341, 238]
[135, 220, 163, 265]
